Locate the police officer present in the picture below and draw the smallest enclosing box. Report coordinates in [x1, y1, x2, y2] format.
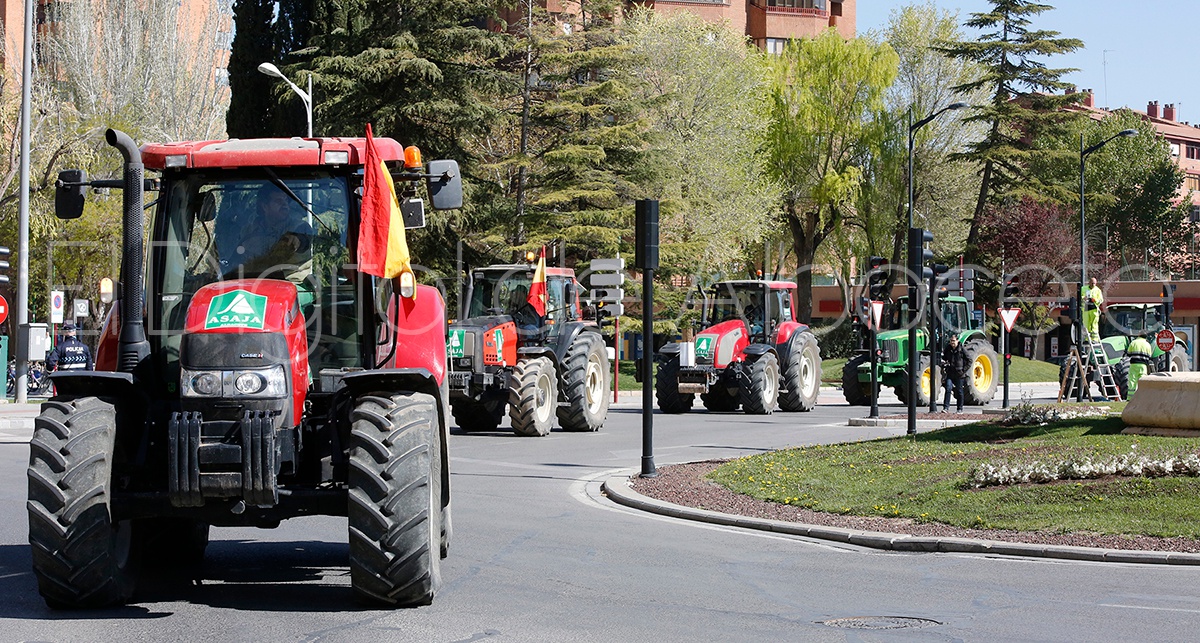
[46, 322, 93, 371]
[1126, 333, 1154, 398]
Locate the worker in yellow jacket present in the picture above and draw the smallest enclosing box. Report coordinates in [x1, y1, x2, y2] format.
[1126, 334, 1154, 398]
[1082, 277, 1104, 342]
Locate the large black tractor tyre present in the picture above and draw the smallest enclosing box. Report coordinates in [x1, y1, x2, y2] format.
[1110, 357, 1131, 401]
[451, 398, 504, 433]
[508, 358, 557, 437]
[701, 388, 741, 412]
[779, 333, 821, 412]
[740, 352, 780, 415]
[1170, 344, 1190, 372]
[557, 334, 610, 432]
[962, 339, 1000, 406]
[841, 353, 872, 406]
[895, 354, 932, 408]
[655, 357, 694, 414]
[348, 391, 442, 607]
[28, 397, 137, 609]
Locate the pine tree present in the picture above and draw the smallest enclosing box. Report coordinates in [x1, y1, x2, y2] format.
[937, 0, 1084, 258]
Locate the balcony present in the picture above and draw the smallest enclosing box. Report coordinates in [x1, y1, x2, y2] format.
[748, 0, 829, 17]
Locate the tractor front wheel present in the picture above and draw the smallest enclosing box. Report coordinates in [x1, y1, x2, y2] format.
[655, 358, 694, 414]
[558, 334, 610, 431]
[348, 391, 442, 607]
[509, 358, 557, 437]
[841, 353, 872, 406]
[28, 397, 137, 609]
[779, 333, 821, 412]
[741, 352, 779, 415]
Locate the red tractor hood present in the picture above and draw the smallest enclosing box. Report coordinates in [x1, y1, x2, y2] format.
[695, 319, 749, 369]
[185, 280, 303, 335]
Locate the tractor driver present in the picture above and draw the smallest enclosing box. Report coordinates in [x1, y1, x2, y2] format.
[223, 185, 314, 280]
[741, 292, 766, 337]
[510, 284, 542, 335]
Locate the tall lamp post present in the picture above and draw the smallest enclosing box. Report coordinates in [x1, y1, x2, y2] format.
[258, 62, 313, 138]
[906, 101, 968, 436]
[1077, 128, 1137, 401]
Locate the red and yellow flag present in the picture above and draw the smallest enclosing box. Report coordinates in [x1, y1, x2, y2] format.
[527, 246, 547, 316]
[358, 124, 415, 291]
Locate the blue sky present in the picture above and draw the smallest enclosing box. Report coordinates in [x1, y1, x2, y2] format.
[856, 1, 1200, 123]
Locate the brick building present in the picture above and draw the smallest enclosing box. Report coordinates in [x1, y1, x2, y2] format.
[647, 0, 854, 49]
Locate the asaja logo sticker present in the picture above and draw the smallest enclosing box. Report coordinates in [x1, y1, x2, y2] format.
[694, 336, 714, 358]
[448, 329, 466, 358]
[493, 328, 504, 359]
[205, 289, 267, 330]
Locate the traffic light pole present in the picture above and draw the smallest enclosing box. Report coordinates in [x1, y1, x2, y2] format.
[928, 273, 939, 415]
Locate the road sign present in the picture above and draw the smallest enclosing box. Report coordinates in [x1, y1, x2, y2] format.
[590, 272, 625, 287]
[870, 300, 884, 330]
[73, 298, 89, 318]
[590, 288, 623, 302]
[591, 258, 625, 272]
[50, 290, 65, 324]
[1156, 329, 1177, 352]
[0, 294, 8, 325]
[999, 308, 1020, 333]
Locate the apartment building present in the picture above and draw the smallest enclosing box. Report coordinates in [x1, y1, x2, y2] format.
[647, 0, 854, 48]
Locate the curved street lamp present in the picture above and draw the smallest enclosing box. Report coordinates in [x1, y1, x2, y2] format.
[905, 101, 969, 435]
[258, 62, 312, 138]
[1076, 127, 1138, 401]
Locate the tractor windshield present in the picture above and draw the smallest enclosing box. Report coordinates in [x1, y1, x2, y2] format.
[709, 284, 767, 338]
[466, 269, 567, 333]
[153, 169, 362, 383]
[1102, 306, 1162, 338]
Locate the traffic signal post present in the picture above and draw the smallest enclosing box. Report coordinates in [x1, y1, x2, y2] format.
[928, 262, 948, 414]
[635, 199, 658, 478]
[907, 227, 933, 435]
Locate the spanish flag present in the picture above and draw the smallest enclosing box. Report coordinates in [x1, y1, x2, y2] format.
[527, 246, 547, 316]
[358, 124, 415, 292]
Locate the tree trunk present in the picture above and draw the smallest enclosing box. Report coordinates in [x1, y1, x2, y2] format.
[786, 212, 817, 324]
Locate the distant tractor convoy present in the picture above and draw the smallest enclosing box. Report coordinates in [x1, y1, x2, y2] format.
[655, 280, 822, 415]
[447, 261, 610, 436]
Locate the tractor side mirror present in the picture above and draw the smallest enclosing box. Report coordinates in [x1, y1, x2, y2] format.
[55, 169, 87, 220]
[426, 159, 463, 210]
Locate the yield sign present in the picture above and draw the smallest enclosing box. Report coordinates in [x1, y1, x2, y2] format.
[870, 300, 884, 331]
[999, 307, 1020, 333]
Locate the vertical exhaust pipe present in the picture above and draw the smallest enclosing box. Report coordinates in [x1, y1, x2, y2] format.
[106, 129, 149, 372]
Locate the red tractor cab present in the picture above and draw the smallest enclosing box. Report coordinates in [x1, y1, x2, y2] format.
[31, 130, 460, 609]
[447, 262, 609, 436]
[656, 280, 821, 414]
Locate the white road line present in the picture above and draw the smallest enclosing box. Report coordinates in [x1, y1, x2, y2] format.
[1099, 603, 1200, 614]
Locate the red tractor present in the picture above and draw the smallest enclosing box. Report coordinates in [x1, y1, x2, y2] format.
[446, 261, 610, 436]
[31, 129, 460, 608]
[655, 280, 821, 414]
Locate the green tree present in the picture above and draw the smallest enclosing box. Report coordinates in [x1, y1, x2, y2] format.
[937, 0, 1084, 258]
[764, 30, 898, 322]
[624, 9, 778, 278]
[227, 0, 280, 138]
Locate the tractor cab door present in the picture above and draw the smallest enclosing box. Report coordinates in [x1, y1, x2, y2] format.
[768, 287, 792, 335]
[940, 300, 969, 334]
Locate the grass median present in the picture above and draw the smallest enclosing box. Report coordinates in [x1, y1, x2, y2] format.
[821, 355, 1062, 384]
[709, 411, 1200, 538]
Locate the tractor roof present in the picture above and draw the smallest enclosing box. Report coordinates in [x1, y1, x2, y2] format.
[475, 264, 576, 278]
[139, 137, 407, 170]
[713, 279, 796, 291]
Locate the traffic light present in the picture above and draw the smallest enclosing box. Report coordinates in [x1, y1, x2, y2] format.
[907, 227, 934, 281]
[1067, 296, 1079, 322]
[1163, 283, 1177, 321]
[0, 246, 9, 285]
[1002, 273, 1019, 303]
[866, 256, 888, 301]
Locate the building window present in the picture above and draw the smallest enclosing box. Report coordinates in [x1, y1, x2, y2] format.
[765, 38, 787, 54]
[1188, 144, 1200, 160]
[1187, 175, 1200, 192]
[766, 0, 824, 8]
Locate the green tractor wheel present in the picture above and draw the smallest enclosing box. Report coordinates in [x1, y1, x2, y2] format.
[962, 339, 999, 406]
[841, 353, 872, 406]
[895, 354, 931, 407]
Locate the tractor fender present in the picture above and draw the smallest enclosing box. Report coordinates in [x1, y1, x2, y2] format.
[49, 371, 140, 401]
[338, 368, 451, 508]
[773, 321, 808, 355]
[517, 346, 557, 369]
[741, 343, 777, 360]
[658, 342, 682, 357]
[550, 321, 600, 366]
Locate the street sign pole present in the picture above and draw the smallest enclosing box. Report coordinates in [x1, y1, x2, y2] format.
[1003, 324, 1009, 408]
[870, 323, 879, 419]
[635, 200, 658, 478]
[999, 307, 1021, 409]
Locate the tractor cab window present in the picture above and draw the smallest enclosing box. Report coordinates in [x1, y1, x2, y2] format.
[154, 170, 360, 386]
[467, 269, 544, 335]
[710, 285, 767, 337]
[778, 290, 794, 322]
[940, 301, 966, 334]
[546, 277, 567, 331]
[1103, 307, 1161, 338]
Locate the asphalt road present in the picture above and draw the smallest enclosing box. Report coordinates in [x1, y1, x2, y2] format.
[2, 385, 1199, 641]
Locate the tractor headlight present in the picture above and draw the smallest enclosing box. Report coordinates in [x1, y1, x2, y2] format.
[181, 365, 287, 398]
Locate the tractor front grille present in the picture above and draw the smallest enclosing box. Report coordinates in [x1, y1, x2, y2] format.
[880, 339, 899, 362]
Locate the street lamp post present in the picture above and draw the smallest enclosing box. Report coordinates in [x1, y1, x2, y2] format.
[905, 101, 968, 436]
[258, 62, 312, 138]
[1077, 128, 1137, 401]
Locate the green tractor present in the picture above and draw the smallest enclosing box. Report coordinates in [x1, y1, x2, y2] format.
[1059, 303, 1191, 400]
[843, 295, 999, 407]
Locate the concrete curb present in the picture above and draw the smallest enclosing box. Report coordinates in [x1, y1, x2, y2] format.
[847, 417, 982, 428]
[601, 473, 1200, 566]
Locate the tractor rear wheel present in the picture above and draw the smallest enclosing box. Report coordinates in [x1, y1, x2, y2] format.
[1110, 358, 1130, 401]
[558, 334, 610, 431]
[741, 352, 779, 415]
[28, 397, 137, 609]
[779, 333, 821, 412]
[451, 398, 504, 433]
[896, 355, 931, 407]
[962, 339, 999, 406]
[509, 358, 557, 437]
[655, 357, 694, 414]
[1170, 345, 1190, 372]
[348, 391, 442, 607]
[841, 353, 872, 406]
